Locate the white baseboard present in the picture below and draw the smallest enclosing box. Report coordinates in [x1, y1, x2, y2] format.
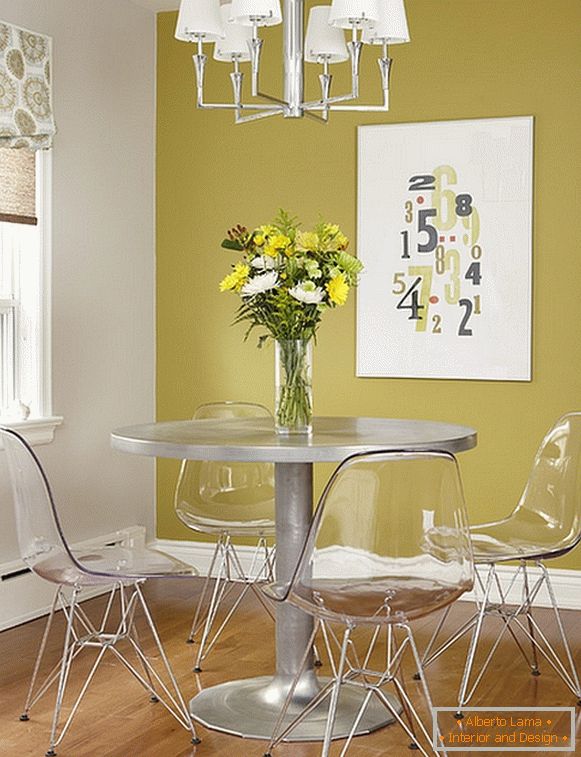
[154, 538, 581, 612]
[0, 526, 146, 632]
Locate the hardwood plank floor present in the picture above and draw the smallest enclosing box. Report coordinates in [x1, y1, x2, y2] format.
[0, 578, 579, 757]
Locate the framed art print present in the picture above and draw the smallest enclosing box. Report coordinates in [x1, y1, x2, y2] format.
[356, 117, 533, 381]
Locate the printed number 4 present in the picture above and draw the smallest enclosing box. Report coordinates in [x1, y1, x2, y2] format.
[396, 277, 424, 320]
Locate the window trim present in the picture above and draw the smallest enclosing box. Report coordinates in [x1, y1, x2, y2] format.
[0, 150, 62, 446]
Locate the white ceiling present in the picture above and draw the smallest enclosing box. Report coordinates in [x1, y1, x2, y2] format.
[130, 0, 179, 12]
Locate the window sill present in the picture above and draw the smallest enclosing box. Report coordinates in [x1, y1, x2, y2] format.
[0, 416, 63, 446]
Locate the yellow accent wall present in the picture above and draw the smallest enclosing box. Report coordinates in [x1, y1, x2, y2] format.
[156, 1, 581, 568]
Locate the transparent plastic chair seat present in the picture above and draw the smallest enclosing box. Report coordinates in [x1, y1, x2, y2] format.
[176, 507, 275, 536]
[284, 546, 471, 624]
[288, 576, 471, 625]
[30, 545, 196, 587]
[467, 413, 581, 564]
[469, 524, 570, 563]
[174, 402, 275, 537]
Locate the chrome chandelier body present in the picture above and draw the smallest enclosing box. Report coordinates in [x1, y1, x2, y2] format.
[175, 0, 410, 124]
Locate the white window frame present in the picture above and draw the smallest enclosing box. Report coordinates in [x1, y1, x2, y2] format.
[0, 151, 62, 445]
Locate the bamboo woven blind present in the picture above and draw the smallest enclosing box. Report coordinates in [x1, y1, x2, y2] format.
[0, 148, 36, 225]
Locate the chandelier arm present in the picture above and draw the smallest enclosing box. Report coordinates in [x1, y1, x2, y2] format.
[306, 100, 390, 112]
[196, 101, 285, 112]
[255, 91, 289, 106]
[235, 108, 284, 124]
[304, 110, 328, 124]
[302, 91, 358, 108]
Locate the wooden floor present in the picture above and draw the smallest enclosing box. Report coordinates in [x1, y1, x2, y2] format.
[0, 578, 580, 757]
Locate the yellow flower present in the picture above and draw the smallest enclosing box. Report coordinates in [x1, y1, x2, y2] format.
[264, 234, 292, 257]
[254, 234, 265, 246]
[295, 231, 319, 253]
[326, 273, 349, 306]
[219, 262, 250, 292]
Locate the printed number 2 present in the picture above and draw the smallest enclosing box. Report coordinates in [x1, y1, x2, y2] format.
[458, 299, 473, 336]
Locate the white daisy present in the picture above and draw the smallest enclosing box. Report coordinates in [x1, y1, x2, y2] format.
[250, 255, 277, 271]
[241, 270, 279, 297]
[288, 280, 324, 305]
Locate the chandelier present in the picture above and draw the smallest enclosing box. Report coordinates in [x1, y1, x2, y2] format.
[174, 0, 410, 124]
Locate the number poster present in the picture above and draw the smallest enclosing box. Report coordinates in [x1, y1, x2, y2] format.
[357, 117, 533, 381]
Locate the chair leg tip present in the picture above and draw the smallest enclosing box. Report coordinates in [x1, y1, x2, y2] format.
[314, 659, 323, 667]
[531, 668, 541, 677]
[150, 695, 159, 703]
[191, 736, 202, 745]
[409, 743, 420, 751]
[412, 672, 422, 680]
[194, 666, 203, 673]
[46, 750, 57, 757]
[454, 712, 463, 720]
[19, 713, 29, 722]
[186, 638, 195, 644]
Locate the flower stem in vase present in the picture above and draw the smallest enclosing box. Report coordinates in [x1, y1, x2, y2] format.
[275, 339, 313, 435]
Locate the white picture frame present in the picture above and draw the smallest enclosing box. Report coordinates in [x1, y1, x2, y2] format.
[356, 116, 533, 381]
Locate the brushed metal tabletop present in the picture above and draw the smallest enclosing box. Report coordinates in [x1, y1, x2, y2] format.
[111, 415, 477, 462]
[111, 416, 476, 741]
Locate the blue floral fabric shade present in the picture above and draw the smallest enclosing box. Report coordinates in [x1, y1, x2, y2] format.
[0, 21, 55, 149]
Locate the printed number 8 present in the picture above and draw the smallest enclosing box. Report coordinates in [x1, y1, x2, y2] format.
[455, 194, 473, 217]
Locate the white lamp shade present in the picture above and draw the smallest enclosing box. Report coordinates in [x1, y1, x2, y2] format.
[328, 0, 380, 28]
[175, 0, 224, 41]
[214, 4, 253, 61]
[362, 0, 410, 43]
[229, 0, 282, 27]
[304, 7, 348, 63]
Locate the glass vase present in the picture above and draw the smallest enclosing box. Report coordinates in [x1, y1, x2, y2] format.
[275, 338, 313, 435]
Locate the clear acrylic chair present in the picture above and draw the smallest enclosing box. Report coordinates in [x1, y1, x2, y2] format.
[0, 427, 200, 757]
[261, 450, 474, 757]
[174, 401, 276, 672]
[420, 412, 581, 716]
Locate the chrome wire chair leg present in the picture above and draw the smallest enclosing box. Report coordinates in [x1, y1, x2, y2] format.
[405, 625, 447, 757]
[263, 620, 323, 756]
[134, 583, 200, 744]
[193, 536, 276, 671]
[542, 565, 581, 701]
[194, 537, 231, 671]
[511, 563, 581, 702]
[46, 587, 80, 757]
[456, 563, 495, 717]
[20, 587, 60, 722]
[187, 537, 224, 643]
[320, 626, 352, 757]
[522, 562, 540, 675]
[123, 584, 158, 702]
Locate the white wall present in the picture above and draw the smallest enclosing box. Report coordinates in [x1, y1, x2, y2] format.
[0, 0, 156, 562]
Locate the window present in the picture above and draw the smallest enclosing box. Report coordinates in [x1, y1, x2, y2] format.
[0, 148, 60, 443]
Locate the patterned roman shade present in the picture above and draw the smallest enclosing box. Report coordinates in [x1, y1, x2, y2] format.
[0, 21, 55, 150]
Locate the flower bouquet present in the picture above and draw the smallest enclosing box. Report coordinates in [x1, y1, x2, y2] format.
[219, 210, 363, 434]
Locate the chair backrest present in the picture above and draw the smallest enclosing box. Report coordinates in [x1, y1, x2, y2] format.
[174, 401, 275, 535]
[511, 412, 581, 555]
[285, 450, 474, 625]
[0, 427, 75, 574]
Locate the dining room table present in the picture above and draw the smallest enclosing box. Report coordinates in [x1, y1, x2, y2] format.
[111, 415, 477, 742]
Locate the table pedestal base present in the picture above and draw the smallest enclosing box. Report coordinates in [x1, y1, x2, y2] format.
[189, 675, 397, 741]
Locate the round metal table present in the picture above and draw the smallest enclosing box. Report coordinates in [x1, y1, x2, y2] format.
[111, 416, 476, 742]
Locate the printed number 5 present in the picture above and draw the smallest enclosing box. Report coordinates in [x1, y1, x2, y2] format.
[392, 272, 406, 294]
[418, 209, 438, 253]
